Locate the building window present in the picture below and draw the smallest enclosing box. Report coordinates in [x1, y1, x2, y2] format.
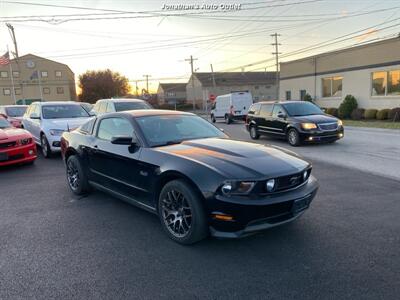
[41, 71, 48, 78]
[43, 87, 50, 94]
[373, 70, 400, 96]
[322, 77, 342, 97]
[300, 90, 306, 101]
[12, 71, 20, 78]
[3, 88, 11, 95]
[57, 87, 64, 94]
[55, 71, 62, 77]
[286, 91, 291, 100]
[254, 85, 259, 90]
[0, 71, 8, 78]
[15, 88, 21, 95]
[265, 85, 271, 89]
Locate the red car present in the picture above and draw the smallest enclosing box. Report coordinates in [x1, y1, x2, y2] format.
[0, 105, 28, 128]
[0, 115, 37, 167]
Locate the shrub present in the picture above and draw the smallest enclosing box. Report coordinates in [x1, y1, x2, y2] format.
[351, 108, 365, 120]
[364, 109, 378, 120]
[376, 109, 390, 120]
[326, 107, 338, 117]
[303, 93, 313, 102]
[338, 95, 358, 119]
[388, 107, 400, 122]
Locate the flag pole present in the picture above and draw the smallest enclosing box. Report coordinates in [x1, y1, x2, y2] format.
[7, 45, 17, 105]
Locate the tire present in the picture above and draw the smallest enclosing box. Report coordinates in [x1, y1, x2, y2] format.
[66, 155, 90, 195]
[287, 128, 301, 147]
[225, 114, 231, 124]
[40, 134, 52, 158]
[211, 114, 216, 123]
[249, 125, 260, 140]
[158, 179, 208, 245]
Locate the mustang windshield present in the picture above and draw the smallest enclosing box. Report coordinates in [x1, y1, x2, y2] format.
[42, 105, 90, 119]
[137, 115, 227, 147]
[5, 106, 27, 117]
[283, 102, 323, 117]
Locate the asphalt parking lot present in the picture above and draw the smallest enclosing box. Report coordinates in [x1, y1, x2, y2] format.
[1, 127, 399, 299]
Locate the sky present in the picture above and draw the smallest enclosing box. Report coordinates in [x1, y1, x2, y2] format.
[0, 0, 399, 93]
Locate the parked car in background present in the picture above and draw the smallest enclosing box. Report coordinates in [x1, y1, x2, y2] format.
[22, 101, 93, 158]
[0, 115, 37, 167]
[210, 91, 253, 124]
[79, 102, 94, 114]
[61, 109, 318, 244]
[0, 105, 28, 128]
[92, 98, 152, 116]
[245, 101, 344, 146]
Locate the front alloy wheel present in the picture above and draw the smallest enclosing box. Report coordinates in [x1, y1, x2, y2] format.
[250, 125, 260, 140]
[287, 128, 300, 146]
[41, 134, 52, 158]
[158, 180, 208, 244]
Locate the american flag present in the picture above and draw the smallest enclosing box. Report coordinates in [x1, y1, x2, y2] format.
[0, 52, 10, 65]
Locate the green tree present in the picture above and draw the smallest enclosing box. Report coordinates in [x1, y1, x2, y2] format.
[303, 93, 313, 102]
[338, 95, 358, 119]
[78, 69, 130, 103]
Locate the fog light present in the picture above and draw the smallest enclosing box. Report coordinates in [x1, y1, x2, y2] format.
[308, 137, 313, 141]
[266, 179, 276, 192]
[339, 133, 343, 138]
[221, 183, 232, 194]
[28, 150, 34, 155]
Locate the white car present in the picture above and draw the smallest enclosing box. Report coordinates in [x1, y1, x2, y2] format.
[22, 101, 93, 158]
[92, 98, 152, 116]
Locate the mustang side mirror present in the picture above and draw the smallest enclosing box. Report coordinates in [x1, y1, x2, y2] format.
[30, 113, 40, 119]
[111, 136, 134, 145]
[277, 112, 286, 119]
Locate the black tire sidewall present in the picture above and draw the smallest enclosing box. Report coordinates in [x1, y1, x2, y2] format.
[211, 114, 216, 123]
[250, 125, 259, 140]
[287, 128, 300, 146]
[41, 134, 52, 158]
[158, 179, 208, 244]
[66, 155, 89, 195]
[225, 115, 231, 124]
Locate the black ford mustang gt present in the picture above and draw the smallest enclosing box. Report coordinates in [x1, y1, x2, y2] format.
[61, 110, 319, 244]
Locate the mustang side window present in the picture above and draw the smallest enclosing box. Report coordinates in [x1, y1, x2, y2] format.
[97, 117, 133, 141]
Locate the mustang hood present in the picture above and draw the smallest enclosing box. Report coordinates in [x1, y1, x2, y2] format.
[156, 138, 309, 179]
[0, 128, 31, 141]
[43, 117, 92, 131]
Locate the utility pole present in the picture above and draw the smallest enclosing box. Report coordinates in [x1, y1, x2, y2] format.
[185, 55, 198, 111]
[6, 23, 19, 59]
[271, 33, 281, 100]
[143, 74, 151, 93]
[210, 64, 216, 88]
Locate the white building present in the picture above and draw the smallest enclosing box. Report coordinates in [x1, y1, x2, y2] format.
[279, 37, 400, 109]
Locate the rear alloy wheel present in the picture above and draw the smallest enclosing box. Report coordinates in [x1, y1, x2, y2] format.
[66, 155, 90, 195]
[40, 134, 52, 158]
[287, 128, 301, 147]
[158, 180, 208, 244]
[211, 114, 216, 123]
[225, 114, 231, 124]
[250, 125, 260, 140]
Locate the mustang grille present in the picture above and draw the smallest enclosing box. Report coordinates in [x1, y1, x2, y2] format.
[318, 122, 338, 131]
[0, 141, 17, 149]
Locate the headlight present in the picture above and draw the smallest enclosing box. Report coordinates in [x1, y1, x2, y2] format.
[20, 138, 32, 145]
[266, 179, 276, 192]
[337, 120, 343, 126]
[301, 123, 317, 130]
[221, 181, 255, 195]
[49, 129, 65, 136]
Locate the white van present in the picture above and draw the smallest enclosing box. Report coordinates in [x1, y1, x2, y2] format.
[210, 92, 253, 124]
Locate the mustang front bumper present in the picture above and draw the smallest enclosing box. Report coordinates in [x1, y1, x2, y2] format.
[207, 176, 319, 238]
